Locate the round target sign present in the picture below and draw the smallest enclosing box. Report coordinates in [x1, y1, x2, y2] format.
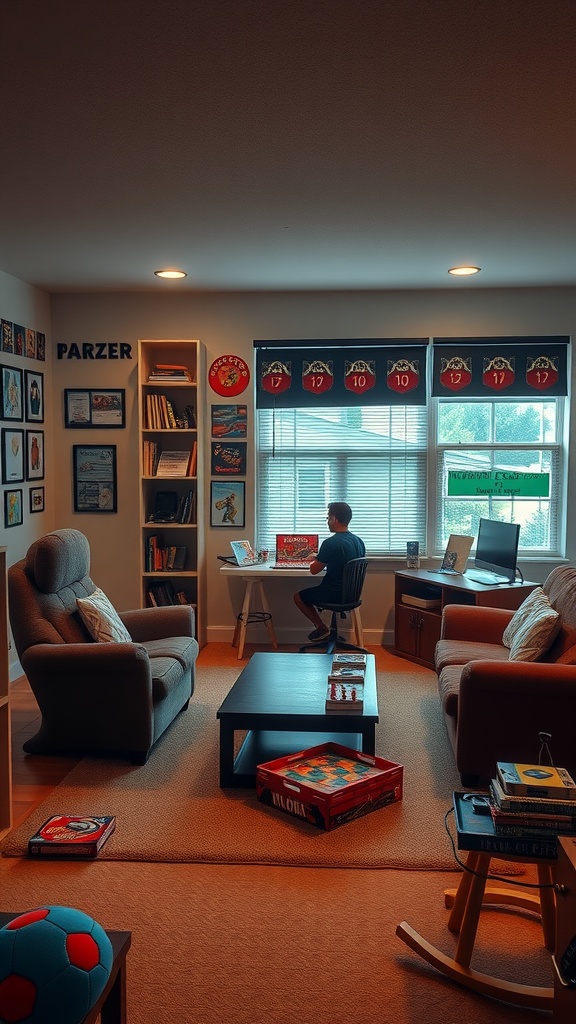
[208, 354, 250, 396]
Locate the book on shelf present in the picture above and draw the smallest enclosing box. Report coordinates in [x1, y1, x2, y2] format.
[165, 546, 187, 571]
[331, 653, 367, 665]
[453, 791, 559, 859]
[325, 681, 364, 713]
[155, 448, 195, 477]
[28, 815, 116, 858]
[147, 581, 179, 606]
[147, 364, 194, 383]
[489, 776, 576, 816]
[496, 761, 576, 799]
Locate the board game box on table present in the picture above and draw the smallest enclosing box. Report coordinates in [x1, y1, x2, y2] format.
[256, 742, 403, 830]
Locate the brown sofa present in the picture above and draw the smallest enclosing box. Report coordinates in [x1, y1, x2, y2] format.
[8, 529, 198, 764]
[435, 565, 576, 787]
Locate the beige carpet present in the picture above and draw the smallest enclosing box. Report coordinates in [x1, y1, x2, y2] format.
[0, 857, 552, 1024]
[3, 654, 467, 869]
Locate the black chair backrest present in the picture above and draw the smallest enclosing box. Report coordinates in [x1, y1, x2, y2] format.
[340, 557, 368, 608]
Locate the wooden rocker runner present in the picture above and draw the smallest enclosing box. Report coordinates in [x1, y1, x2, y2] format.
[396, 848, 555, 1010]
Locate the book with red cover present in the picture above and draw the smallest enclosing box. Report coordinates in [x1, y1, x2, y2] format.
[28, 815, 116, 857]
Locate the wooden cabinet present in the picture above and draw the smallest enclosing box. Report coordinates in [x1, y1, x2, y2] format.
[0, 547, 12, 838]
[138, 340, 206, 646]
[394, 568, 538, 668]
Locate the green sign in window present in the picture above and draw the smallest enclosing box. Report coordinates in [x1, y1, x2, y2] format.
[448, 470, 550, 497]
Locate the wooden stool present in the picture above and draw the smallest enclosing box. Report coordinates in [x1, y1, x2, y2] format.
[396, 850, 556, 1010]
[232, 576, 278, 659]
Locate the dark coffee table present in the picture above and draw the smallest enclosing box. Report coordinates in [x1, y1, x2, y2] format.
[216, 652, 379, 787]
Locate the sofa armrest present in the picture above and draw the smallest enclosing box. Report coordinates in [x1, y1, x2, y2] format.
[440, 603, 514, 644]
[120, 604, 195, 643]
[455, 659, 576, 781]
[22, 642, 153, 697]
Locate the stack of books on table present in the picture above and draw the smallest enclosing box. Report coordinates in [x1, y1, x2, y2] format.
[487, 761, 576, 854]
[325, 653, 366, 714]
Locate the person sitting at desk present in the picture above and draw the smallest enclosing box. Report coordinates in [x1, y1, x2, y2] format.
[293, 501, 365, 641]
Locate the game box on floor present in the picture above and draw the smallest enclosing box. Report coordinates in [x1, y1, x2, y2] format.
[256, 742, 403, 831]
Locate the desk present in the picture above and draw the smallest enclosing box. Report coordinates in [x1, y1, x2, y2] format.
[220, 563, 317, 659]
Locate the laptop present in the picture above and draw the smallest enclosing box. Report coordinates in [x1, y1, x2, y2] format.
[229, 540, 259, 566]
[273, 533, 319, 569]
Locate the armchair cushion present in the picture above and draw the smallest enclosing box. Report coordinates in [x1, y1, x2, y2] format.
[77, 588, 132, 643]
[502, 586, 561, 661]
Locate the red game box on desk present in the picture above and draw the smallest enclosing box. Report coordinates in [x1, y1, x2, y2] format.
[256, 742, 403, 831]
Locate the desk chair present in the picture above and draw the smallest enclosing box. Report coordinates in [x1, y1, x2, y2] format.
[299, 557, 368, 654]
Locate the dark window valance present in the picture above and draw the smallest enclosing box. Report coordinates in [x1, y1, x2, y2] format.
[254, 339, 429, 408]
[432, 336, 570, 398]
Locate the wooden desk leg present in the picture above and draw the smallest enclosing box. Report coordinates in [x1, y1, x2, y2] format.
[351, 608, 364, 647]
[100, 960, 127, 1024]
[446, 851, 482, 931]
[257, 581, 278, 650]
[235, 579, 254, 660]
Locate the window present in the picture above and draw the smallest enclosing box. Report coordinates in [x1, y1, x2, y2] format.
[256, 405, 428, 556]
[435, 397, 565, 556]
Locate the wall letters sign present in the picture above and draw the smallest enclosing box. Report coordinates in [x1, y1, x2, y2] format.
[56, 343, 132, 360]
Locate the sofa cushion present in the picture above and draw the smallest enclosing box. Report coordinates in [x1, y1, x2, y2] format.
[502, 587, 561, 661]
[76, 588, 133, 643]
[438, 665, 463, 718]
[435, 639, 510, 672]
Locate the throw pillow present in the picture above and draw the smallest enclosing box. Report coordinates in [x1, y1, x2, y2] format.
[502, 587, 561, 661]
[76, 588, 132, 643]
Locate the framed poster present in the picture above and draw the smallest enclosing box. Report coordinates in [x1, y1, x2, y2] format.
[210, 480, 245, 528]
[1, 428, 24, 483]
[64, 389, 125, 428]
[1, 365, 23, 421]
[211, 440, 247, 476]
[29, 485, 45, 513]
[25, 370, 44, 422]
[26, 429, 44, 480]
[211, 404, 247, 438]
[4, 489, 22, 528]
[73, 444, 117, 512]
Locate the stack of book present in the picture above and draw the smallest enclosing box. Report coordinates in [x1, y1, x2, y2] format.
[325, 653, 366, 714]
[489, 761, 576, 847]
[147, 583, 194, 607]
[147, 364, 194, 383]
[145, 536, 187, 572]
[144, 393, 196, 429]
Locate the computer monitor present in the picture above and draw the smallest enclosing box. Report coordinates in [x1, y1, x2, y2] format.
[470, 518, 520, 584]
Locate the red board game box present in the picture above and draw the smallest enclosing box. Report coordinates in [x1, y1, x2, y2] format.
[256, 742, 403, 831]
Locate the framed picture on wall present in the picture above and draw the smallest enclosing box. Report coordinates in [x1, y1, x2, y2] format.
[0, 365, 23, 421]
[1, 428, 24, 483]
[26, 429, 44, 480]
[64, 388, 125, 428]
[211, 440, 247, 476]
[211, 404, 247, 438]
[73, 444, 117, 512]
[4, 489, 23, 528]
[29, 485, 45, 513]
[210, 480, 245, 528]
[25, 370, 44, 422]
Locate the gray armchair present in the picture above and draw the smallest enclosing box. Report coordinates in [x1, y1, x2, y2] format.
[8, 529, 198, 764]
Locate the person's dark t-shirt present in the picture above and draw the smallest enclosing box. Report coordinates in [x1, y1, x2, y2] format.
[316, 531, 365, 597]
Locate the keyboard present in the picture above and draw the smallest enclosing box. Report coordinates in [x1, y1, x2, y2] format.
[273, 562, 313, 569]
[466, 570, 511, 585]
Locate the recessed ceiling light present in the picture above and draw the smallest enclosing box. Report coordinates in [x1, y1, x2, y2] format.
[154, 269, 187, 279]
[448, 265, 481, 276]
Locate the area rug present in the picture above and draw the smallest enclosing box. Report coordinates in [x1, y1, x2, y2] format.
[2, 656, 468, 869]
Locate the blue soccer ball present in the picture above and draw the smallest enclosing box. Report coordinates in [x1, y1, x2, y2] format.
[0, 906, 113, 1024]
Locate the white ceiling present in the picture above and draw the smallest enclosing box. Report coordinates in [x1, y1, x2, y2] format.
[1, 0, 575, 294]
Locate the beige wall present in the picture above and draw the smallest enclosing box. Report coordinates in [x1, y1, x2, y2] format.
[0, 274, 573, 654]
[46, 286, 576, 646]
